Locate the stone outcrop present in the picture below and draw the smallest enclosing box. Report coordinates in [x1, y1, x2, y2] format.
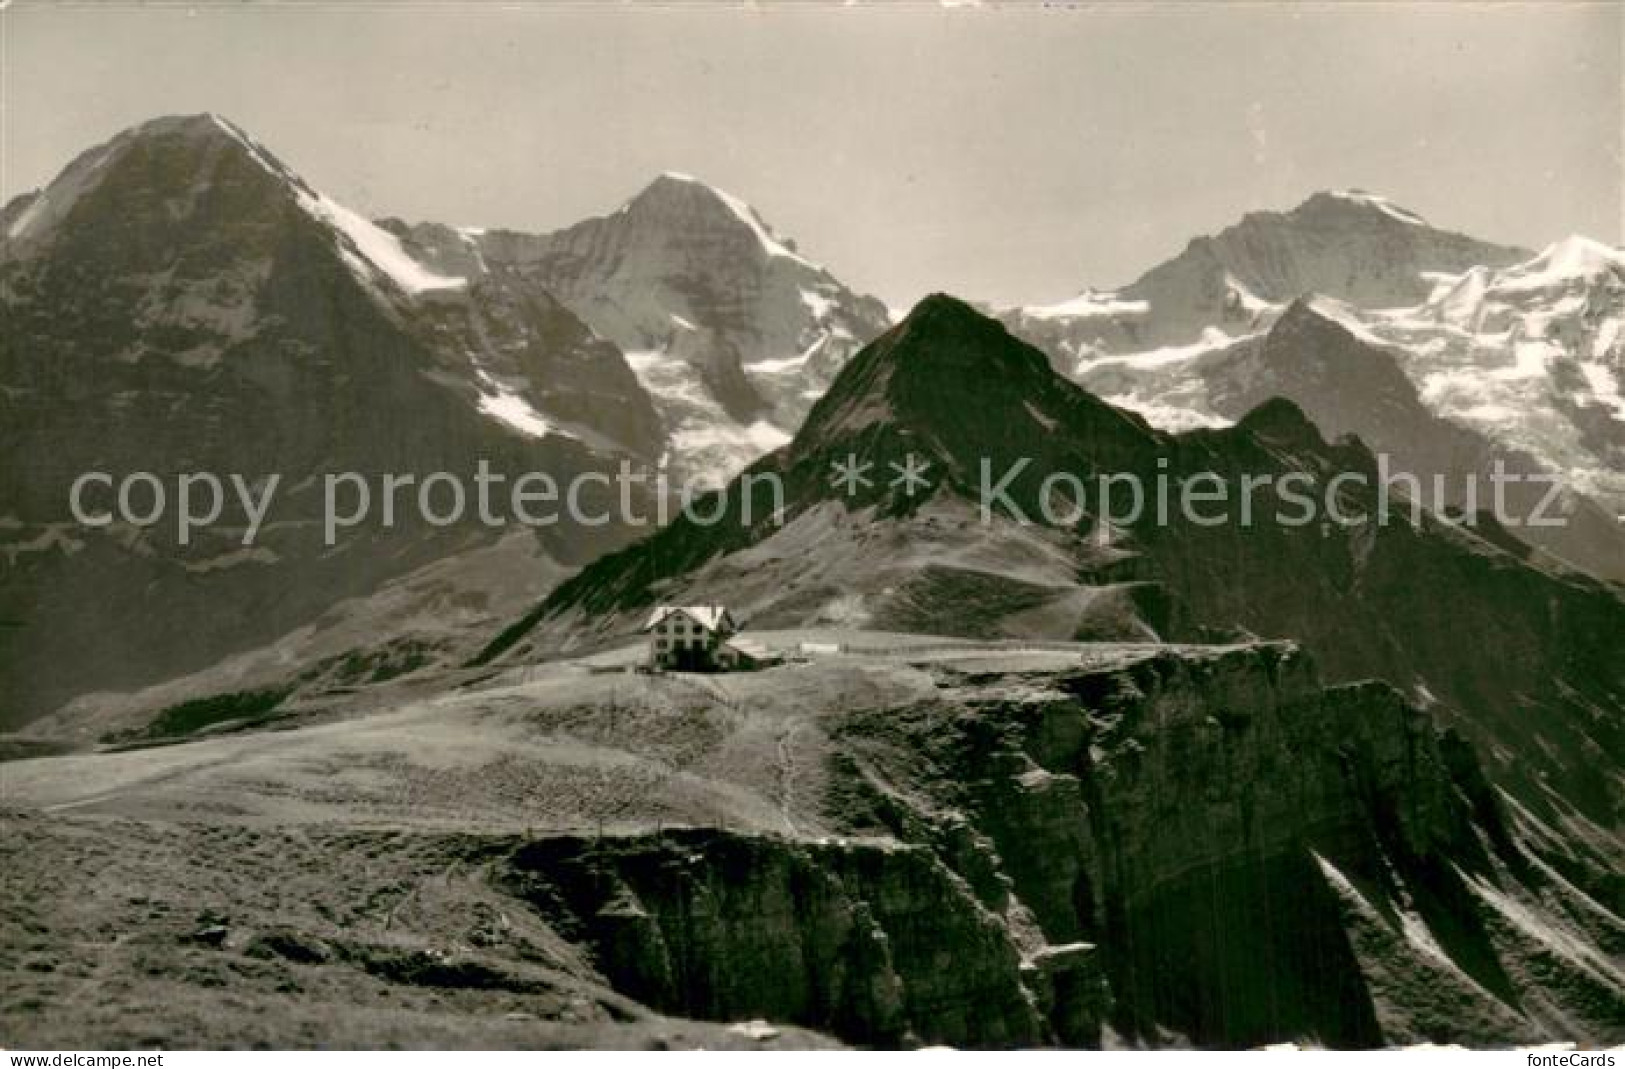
[501, 831, 1047, 1047]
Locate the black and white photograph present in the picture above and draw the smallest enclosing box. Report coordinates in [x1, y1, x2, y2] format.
[1, 0, 1622, 1054]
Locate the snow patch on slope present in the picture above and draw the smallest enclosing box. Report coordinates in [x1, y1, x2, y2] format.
[1424, 265, 1492, 327]
[477, 389, 554, 439]
[1072, 327, 1250, 434]
[3, 143, 116, 245]
[626, 349, 788, 486]
[298, 192, 467, 296]
[1077, 326, 1243, 374]
[800, 287, 838, 320]
[1327, 189, 1429, 227]
[1341, 230, 1625, 513]
[747, 335, 826, 375]
[1305, 296, 1398, 349]
[1225, 273, 1278, 315]
[1580, 362, 1625, 422]
[473, 371, 556, 440]
[6, 194, 48, 239]
[210, 114, 465, 297]
[1024, 288, 1150, 321]
[1312, 853, 1502, 1002]
[1100, 395, 1232, 433]
[710, 185, 820, 269]
[1497, 235, 1625, 294]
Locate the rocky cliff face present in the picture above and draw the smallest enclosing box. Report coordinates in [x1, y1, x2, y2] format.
[0, 115, 652, 725]
[1122, 191, 1526, 343]
[481, 645, 1619, 1048]
[501, 831, 1049, 1047]
[5, 631, 1615, 1048]
[824, 643, 1621, 1046]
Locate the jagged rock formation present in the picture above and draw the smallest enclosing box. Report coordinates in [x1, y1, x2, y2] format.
[820, 644, 1622, 1046]
[1352, 235, 1625, 521]
[0, 115, 654, 726]
[1071, 299, 1625, 581]
[466, 646, 1622, 1049]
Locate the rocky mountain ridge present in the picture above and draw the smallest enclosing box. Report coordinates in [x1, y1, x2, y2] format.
[1004, 189, 1528, 362]
[998, 193, 1625, 583]
[0, 114, 655, 725]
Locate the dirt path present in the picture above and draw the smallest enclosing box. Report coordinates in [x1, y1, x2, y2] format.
[775, 721, 804, 836]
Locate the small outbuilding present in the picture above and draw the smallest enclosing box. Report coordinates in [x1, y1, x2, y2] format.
[714, 636, 782, 671]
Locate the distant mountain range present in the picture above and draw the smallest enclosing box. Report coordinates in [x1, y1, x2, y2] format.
[998, 191, 1625, 582]
[5, 113, 1624, 1051]
[4, 112, 1623, 722]
[1003, 188, 1527, 359]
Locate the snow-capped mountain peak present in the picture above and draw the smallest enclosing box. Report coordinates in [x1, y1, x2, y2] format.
[1498, 234, 1625, 291]
[995, 192, 1623, 580]
[0, 114, 668, 459]
[431, 172, 892, 484]
[999, 189, 1529, 362]
[616, 171, 821, 270]
[2, 114, 246, 247]
[1414, 234, 1625, 325]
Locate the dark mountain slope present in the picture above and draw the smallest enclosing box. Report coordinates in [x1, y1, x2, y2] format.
[0, 115, 649, 724]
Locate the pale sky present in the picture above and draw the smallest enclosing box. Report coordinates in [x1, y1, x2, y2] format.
[2, 2, 1620, 307]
